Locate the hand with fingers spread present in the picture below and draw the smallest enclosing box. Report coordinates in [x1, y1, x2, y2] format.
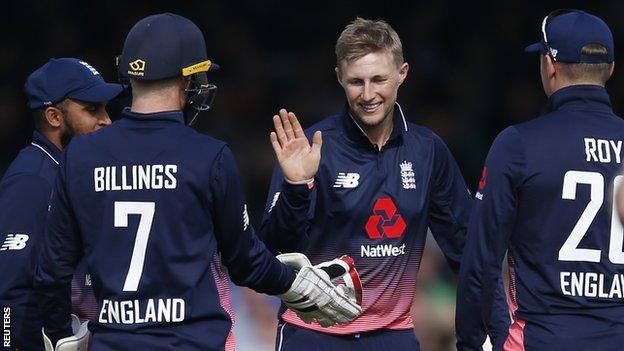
[270, 109, 322, 184]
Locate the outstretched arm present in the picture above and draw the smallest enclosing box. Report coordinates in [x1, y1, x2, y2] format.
[259, 109, 322, 254]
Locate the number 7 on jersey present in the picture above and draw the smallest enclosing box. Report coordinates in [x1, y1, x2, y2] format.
[114, 201, 155, 292]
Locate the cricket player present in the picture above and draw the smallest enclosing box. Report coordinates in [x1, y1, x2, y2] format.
[456, 9, 624, 351]
[33, 13, 360, 351]
[0, 58, 121, 351]
[260, 18, 509, 350]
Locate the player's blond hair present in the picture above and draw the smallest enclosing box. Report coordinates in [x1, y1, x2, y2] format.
[557, 44, 613, 84]
[335, 17, 404, 68]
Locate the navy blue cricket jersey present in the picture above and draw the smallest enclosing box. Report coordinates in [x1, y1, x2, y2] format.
[260, 103, 509, 341]
[34, 109, 295, 351]
[0, 131, 98, 351]
[456, 85, 624, 350]
[0, 131, 59, 351]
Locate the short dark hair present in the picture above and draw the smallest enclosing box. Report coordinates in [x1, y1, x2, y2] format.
[33, 100, 68, 132]
[557, 44, 614, 83]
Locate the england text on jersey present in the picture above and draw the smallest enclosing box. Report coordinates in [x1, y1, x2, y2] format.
[561, 272, 624, 299]
[98, 298, 185, 324]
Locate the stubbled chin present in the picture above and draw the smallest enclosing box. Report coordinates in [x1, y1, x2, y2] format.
[355, 113, 385, 127]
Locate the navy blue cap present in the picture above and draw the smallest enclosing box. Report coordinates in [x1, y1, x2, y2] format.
[119, 13, 219, 81]
[24, 58, 123, 110]
[525, 10, 614, 63]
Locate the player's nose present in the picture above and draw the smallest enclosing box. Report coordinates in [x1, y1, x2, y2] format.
[362, 82, 375, 101]
[99, 112, 112, 126]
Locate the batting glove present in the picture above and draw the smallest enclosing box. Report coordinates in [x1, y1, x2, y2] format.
[277, 252, 363, 327]
[43, 314, 90, 351]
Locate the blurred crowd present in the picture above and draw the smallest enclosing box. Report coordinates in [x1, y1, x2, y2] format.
[2, 1, 623, 350]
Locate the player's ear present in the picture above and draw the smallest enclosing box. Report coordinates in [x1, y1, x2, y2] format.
[179, 77, 189, 109]
[335, 66, 344, 86]
[609, 62, 615, 79]
[544, 54, 557, 79]
[43, 106, 64, 128]
[398, 62, 409, 85]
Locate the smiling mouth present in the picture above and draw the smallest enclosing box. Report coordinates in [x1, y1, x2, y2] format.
[359, 102, 382, 113]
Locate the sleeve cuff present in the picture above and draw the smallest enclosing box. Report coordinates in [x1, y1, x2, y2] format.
[284, 178, 315, 189]
[281, 180, 313, 205]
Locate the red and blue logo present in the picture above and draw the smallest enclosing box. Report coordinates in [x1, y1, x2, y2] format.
[364, 197, 406, 239]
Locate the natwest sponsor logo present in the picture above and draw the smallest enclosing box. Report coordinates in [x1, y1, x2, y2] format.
[362, 197, 407, 257]
[361, 243, 406, 257]
[365, 197, 406, 239]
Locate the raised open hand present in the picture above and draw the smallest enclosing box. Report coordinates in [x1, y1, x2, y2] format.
[270, 109, 322, 183]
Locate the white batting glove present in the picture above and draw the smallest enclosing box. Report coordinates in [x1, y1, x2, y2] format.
[43, 314, 90, 351]
[277, 253, 363, 327]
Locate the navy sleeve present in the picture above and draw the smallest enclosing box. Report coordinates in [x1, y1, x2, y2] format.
[257, 162, 315, 254]
[34, 152, 82, 343]
[0, 174, 51, 301]
[456, 127, 525, 350]
[209, 146, 295, 295]
[427, 134, 509, 348]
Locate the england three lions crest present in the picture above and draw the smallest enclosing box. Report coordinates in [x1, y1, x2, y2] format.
[400, 161, 416, 189]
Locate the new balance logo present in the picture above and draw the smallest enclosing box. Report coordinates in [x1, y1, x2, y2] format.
[1, 234, 29, 251]
[333, 173, 360, 188]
